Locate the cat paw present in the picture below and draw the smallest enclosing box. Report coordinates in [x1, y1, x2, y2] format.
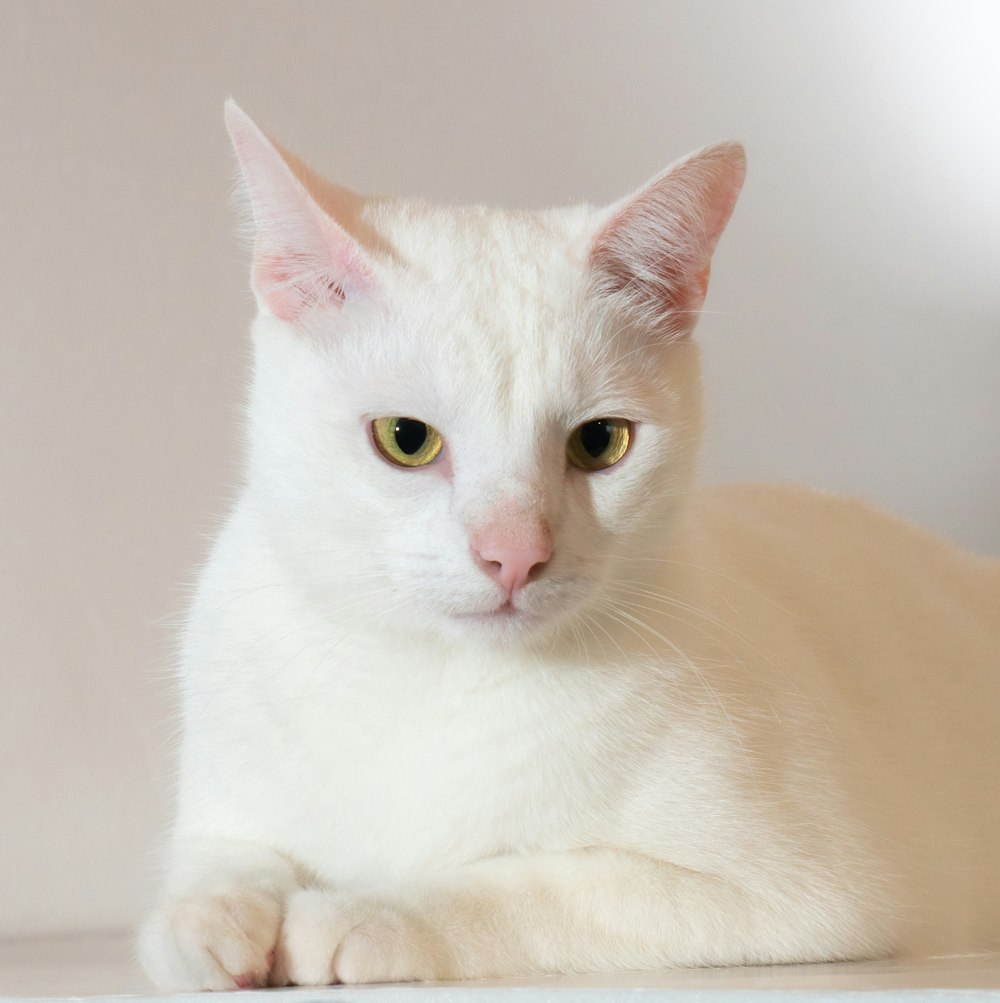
[276, 888, 445, 985]
[138, 888, 282, 991]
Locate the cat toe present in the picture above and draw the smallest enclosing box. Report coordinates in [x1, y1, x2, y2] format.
[140, 888, 281, 991]
[279, 888, 439, 985]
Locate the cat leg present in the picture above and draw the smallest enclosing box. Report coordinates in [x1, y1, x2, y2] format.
[277, 845, 880, 984]
[138, 835, 301, 991]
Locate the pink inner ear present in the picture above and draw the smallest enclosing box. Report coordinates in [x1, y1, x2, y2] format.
[591, 142, 745, 335]
[225, 100, 374, 324]
[253, 227, 369, 323]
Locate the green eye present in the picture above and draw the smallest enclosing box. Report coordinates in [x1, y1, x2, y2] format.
[567, 418, 632, 471]
[372, 417, 443, 467]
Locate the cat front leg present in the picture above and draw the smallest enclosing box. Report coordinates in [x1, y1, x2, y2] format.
[138, 835, 301, 991]
[277, 845, 882, 984]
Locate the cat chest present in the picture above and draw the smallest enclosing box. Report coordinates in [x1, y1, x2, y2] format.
[191, 661, 618, 884]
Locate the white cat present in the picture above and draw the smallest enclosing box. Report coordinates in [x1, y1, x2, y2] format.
[138, 101, 1000, 991]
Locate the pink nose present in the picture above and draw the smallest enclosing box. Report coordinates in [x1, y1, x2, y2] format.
[471, 525, 553, 596]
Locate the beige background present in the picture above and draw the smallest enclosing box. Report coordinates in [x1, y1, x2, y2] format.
[1, 0, 997, 941]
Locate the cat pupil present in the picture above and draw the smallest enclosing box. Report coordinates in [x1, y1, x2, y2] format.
[394, 419, 427, 455]
[581, 420, 612, 458]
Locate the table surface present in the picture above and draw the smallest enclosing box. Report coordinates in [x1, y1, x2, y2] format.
[1, 933, 999, 1001]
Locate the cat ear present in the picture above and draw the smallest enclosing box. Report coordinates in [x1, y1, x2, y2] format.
[590, 142, 746, 338]
[224, 100, 374, 323]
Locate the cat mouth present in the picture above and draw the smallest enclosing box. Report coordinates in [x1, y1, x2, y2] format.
[450, 597, 549, 634]
[455, 600, 520, 622]
[449, 580, 585, 635]
[448, 605, 538, 645]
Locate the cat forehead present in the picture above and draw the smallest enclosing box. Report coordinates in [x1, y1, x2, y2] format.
[366, 199, 598, 297]
[322, 204, 653, 435]
[345, 199, 623, 411]
[365, 199, 609, 359]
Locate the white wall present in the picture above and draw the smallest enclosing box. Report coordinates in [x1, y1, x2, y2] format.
[1, 0, 997, 939]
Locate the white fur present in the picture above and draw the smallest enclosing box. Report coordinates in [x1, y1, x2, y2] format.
[138, 104, 1000, 991]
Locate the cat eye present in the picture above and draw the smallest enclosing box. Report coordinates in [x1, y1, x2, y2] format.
[371, 417, 443, 467]
[567, 418, 632, 471]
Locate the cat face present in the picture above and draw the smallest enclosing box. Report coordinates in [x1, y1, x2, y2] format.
[227, 103, 743, 647]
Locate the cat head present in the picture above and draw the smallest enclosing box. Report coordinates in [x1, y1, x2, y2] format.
[226, 101, 744, 649]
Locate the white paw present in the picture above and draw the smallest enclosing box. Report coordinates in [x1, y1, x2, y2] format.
[276, 888, 444, 985]
[139, 888, 281, 991]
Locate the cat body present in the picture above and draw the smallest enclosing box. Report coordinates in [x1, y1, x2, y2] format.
[139, 103, 1000, 990]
